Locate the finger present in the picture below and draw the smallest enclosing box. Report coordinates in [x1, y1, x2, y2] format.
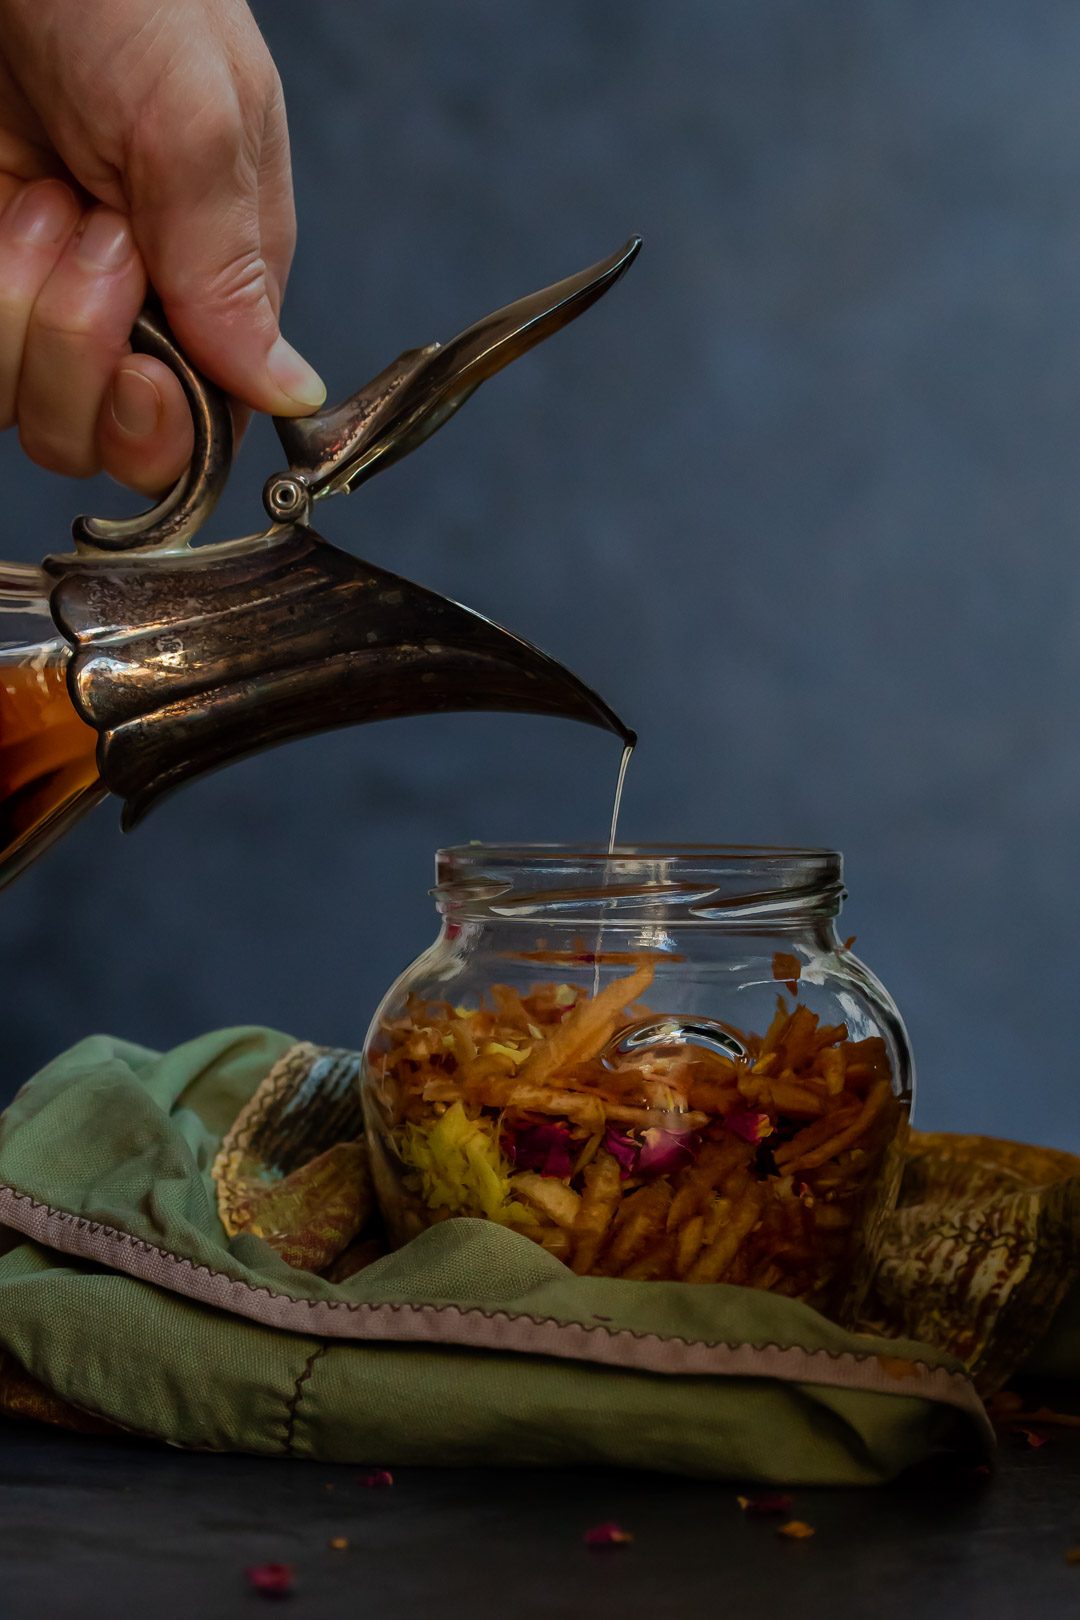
[0, 179, 81, 429]
[99, 360, 251, 497]
[18, 205, 146, 477]
[97, 353, 194, 496]
[129, 91, 322, 418]
[256, 78, 297, 315]
[231, 399, 252, 450]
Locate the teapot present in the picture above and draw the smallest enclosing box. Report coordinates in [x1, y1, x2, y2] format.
[0, 239, 639, 890]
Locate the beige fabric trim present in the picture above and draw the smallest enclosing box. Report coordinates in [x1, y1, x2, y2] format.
[0, 1183, 991, 1440]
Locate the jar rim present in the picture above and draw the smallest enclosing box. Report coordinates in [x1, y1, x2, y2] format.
[434, 844, 845, 926]
[438, 842, 839, 863]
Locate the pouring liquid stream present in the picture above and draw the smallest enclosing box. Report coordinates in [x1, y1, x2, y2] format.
[607, 738, 634, 855]
[592, 736, 635, 996]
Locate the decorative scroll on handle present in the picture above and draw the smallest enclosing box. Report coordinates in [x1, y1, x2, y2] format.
[71, 307, 235, 554]
[264, 237, 643, 523]
[70, 240, 641, 550]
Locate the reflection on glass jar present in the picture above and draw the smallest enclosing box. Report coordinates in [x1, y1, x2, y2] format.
[361, 845, 914, 1323]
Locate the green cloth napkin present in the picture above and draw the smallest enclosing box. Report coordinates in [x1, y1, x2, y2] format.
[0, 1028, 998, 1482]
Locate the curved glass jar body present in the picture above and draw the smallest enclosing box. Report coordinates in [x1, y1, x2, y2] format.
[361, 845, 914, 1322]
[0, 565, 102, 889]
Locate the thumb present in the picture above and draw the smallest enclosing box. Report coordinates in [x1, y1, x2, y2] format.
[127, 142, 324, 417]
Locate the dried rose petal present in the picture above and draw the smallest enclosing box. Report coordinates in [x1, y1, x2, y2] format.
[246, 1563, 295, 1596]
[358, 1469, 394, 1488]
[505, 1122, 574, 1179]
[602, 1128, 639, 1176]
[777, 1520, 815, 1541]
[737, 1493, 794, 1516]
[636, 1127, 696, 1177]
[1016, 1426, 1048, 1449]
[726, 1110, 774, 1146]
[584, 1521, 634, 1548]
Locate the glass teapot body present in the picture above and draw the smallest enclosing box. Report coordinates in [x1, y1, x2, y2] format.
[0, 564, 102, 884]
[361, 846, 914, 1323]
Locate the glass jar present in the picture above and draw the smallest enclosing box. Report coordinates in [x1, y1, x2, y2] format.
[361, 845, 914, 1322]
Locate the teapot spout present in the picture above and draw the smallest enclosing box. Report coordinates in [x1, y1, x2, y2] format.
[47, 528, 631, 830]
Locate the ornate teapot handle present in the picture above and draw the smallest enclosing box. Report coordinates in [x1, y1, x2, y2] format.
[70, 236, 642, 555]
[72, 306, 234, 554]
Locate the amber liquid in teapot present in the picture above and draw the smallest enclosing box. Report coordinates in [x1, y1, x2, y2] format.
[0, 644, 101, 884]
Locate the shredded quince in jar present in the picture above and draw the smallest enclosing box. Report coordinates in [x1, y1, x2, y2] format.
[364, 959, 903, 1300]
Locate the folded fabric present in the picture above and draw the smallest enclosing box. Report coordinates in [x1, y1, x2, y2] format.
[0, 1027, 1071, 1483]
[862, 1130, 1080, 1390]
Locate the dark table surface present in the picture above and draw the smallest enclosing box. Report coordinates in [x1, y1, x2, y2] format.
[2, 1406, 1079, 1620]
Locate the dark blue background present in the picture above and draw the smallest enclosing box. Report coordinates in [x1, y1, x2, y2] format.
[1, 1, 1076, 1148]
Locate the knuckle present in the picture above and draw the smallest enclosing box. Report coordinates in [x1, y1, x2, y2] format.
[131, 84, 244, 183]
[18, 423, 96, 480]
[34, 307, 99, 344]
[208, 248, 272, 309]
[189, 107, 247, 173]
[236, 27, 280, 99]
[243, 54, 281, 115]
[32, 272, 140, 351]
[170, 247, 273, 322]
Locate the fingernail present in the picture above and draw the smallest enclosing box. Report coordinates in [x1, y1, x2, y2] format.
[110, 368, 162, 439]
[267, 336, 326, 410]
[77, 210, 132, 272]
[8, 181, 75, 247]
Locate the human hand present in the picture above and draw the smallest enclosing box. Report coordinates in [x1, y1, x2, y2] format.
[0, 0, 324, 495]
